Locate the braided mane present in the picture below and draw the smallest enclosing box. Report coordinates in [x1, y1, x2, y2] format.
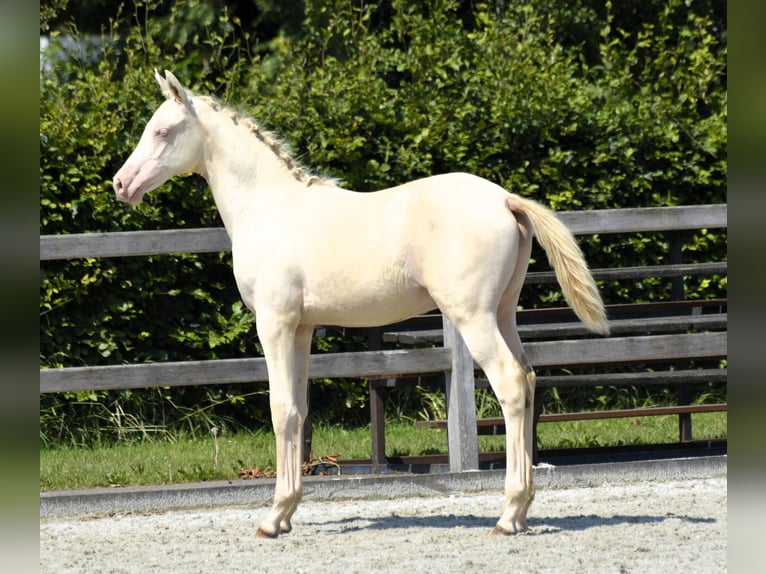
[196, 95, 337, 188]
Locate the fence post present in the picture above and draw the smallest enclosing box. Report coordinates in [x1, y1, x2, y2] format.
[442, 316, 479, 472]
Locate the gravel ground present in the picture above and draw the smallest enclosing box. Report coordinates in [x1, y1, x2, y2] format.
[40, 476, 726, 573]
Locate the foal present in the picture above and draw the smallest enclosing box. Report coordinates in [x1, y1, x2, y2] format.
[113, 70, 608, 537]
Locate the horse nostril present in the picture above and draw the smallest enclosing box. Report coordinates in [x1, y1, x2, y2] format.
[113, 177, 123, 193]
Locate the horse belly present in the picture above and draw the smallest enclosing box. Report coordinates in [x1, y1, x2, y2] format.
[300, 262, 435, 327]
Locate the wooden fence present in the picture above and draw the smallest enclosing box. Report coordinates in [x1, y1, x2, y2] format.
[40, 204, 727, 472]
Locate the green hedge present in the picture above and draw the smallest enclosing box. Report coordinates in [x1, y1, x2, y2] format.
[40, 0, 726, 444]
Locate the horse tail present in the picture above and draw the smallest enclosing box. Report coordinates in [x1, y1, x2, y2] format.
[506, 194, 609, 336]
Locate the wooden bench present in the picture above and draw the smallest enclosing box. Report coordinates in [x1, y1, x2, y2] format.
[361, 204, 727, 468]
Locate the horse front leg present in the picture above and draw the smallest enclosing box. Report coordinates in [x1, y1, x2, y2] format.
[256, 319, 313, 538]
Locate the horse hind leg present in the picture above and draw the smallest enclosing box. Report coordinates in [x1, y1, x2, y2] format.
[493, 355, 536, 535]
[454, 315, 535, 535]
[493, 212, 537, 534]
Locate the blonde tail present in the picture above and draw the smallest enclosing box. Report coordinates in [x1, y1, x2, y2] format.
[506, 194, 609, 336]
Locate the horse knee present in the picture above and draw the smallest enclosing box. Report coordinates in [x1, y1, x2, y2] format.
[271, 400, 306, 432]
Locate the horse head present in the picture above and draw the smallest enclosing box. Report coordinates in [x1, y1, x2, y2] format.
[113, 70, 204, 205]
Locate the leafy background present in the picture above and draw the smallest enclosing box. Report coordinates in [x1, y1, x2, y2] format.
[40, 0, 726, 445]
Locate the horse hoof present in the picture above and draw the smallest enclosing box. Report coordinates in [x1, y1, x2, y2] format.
[491, 524, 527, 536]
[256, 527, 279, 539]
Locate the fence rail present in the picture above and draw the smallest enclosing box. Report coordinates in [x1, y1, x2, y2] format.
[39, 204, 727, 261]
[40, 347, 452, 394]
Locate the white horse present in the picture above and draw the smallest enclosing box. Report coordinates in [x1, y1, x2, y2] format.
[114, 70, 609, 538]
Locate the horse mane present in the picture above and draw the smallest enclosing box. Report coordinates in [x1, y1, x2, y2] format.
[195, 95, 339, 188]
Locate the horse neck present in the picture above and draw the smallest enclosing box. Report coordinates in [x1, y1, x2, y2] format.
[195, 100, 308, 238]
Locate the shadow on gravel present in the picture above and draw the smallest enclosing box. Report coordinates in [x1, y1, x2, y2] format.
[305, 512, 716, 534]
[528, 513, 717, 535]
[304, 513, 495, 532]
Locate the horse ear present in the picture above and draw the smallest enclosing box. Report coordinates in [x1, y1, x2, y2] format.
[163, 70, 187, 104]
[154, 69, 169, 96]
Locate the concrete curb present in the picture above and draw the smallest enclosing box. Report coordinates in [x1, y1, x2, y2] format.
[40, 455, 726, 519]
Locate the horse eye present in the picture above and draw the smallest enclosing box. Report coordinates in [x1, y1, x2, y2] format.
[157, 128, 169, 137]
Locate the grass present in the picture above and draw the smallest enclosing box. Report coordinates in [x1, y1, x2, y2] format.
[40, 413, 726, 491]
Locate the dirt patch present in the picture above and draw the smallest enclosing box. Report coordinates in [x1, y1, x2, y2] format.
[40, 476, 725, 573]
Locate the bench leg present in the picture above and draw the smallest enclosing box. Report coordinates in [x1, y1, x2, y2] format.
[532, 388, 544, 465]
[678, 382, 693, 442]
[303, 381, 312, 464]
[370, 382, 387, 467]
